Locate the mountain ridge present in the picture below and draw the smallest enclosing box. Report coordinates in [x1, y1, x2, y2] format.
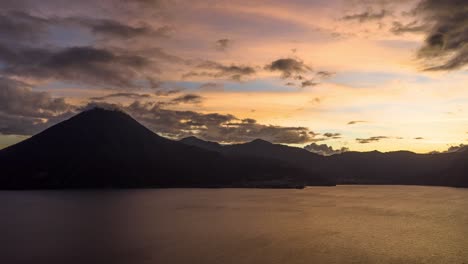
[181, 136, 468, 187]
[1, 108, 467, 189]
[0, 107, 332, 189]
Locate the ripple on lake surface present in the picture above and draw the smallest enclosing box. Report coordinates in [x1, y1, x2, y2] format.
[1, 185, 467, 264]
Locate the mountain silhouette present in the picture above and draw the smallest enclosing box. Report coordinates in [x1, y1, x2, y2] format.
[0, 108, 332, 189]
[323, 150, 463, 186]
[180, 136, 223, 152]
[181, 136, 468, 187]
[1, 108, 466, 189]
[223, 139, 326, 170]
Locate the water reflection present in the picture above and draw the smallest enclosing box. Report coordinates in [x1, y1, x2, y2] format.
[0, 186, 467, 264]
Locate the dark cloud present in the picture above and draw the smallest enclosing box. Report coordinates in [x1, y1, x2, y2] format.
[347, 120, 367, 125]
[390, 21, 427, 35]
[342, 9, 389, 22]
[265, 58, 311, 79]
[170, 94, 203, 104]
[0, 77, 73, 135]
[323, 132, 342, 139]
[414, 137, 424, 140]
[0, 112, 48, 135]
[0, 11, 170, 43]
[316, 71, 335, 78]
[445, 144, 468, 153]
[430, 144, 468, 154]
[215, 38, 232, 51]
[304, 132, 341, 143]
[183, 60, 256, 81]
[0, 111, 75, 136]
[154, 89, 181, 96]
[128, 0, 165, 6]
[301, 80, 318, 88]
[199, 82, 224, 91]
[125, 100, 318, 144]
[0, 11, 181, 90]
[144, 48, 184, 63]
[83, 18, 172, 39]
[0, 0, 25, 10]
[410, 0, 468, 71]
[198, 61, 256, 76]
[89, 92, 152, 101]
[0, 11, 49, 43]
[92, 93, 203, 107]
[0, 45, 156, 88]
[0, 77, 70, 117]
[356, 136, 388, 144]
[265, 58, 329, 88]
[304, 143, 349, 156]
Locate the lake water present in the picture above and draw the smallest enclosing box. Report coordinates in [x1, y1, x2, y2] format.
[1, 186, 467, 264]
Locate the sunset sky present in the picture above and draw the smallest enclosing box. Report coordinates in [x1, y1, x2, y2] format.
[0, 0, 467, 154]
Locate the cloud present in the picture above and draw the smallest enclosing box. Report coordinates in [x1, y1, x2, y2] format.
[183, 60, 256, 81]
[347, 120, 367, 125]
[170, 94, 203, 104]
[0, 77, 70, 117]
[316, 71, 335, 78]
[264, 58, 330, 88]
[0, 11, 49, 43]
[323, 132, 341, 139]
[411, 0, 468, 71]
[414, 137, 424, 140]
[304, 143, 349, 156]
[87, 19, 172, 38]
[83, 18, 172, 39]
[0, 112, 48, 135]
[445, 144, 468, 153]
[0, 77, 73, 135]
[154, 89, 181, 96]
[89, 92, 152, 101]
[215, 38, 232, 51]
[199, 82, 224, 91]
[342, 9, 389, 22]
[390, 21, 427, 35]
[356, 136, 388, 144]
[301, 80, 318, 88]
[0, 11, 171, 43]
[0, 11, 185, 90]
[0, 45, 157, 88]
[265, 58, 311, 79]
[144, 48, 184, 63]
[431, 144, 468, 154]
[304, 131, 341, 142]
[91, 92, 203, 106]
[125, 100, 318, 144]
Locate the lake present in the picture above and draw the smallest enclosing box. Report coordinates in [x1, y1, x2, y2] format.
[1, 186, 467, 264]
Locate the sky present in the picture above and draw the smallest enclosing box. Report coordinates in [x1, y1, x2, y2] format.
[0, 0, 467, 154]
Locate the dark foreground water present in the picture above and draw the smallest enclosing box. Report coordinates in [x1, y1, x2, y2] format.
[1, 186, 468, 264]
